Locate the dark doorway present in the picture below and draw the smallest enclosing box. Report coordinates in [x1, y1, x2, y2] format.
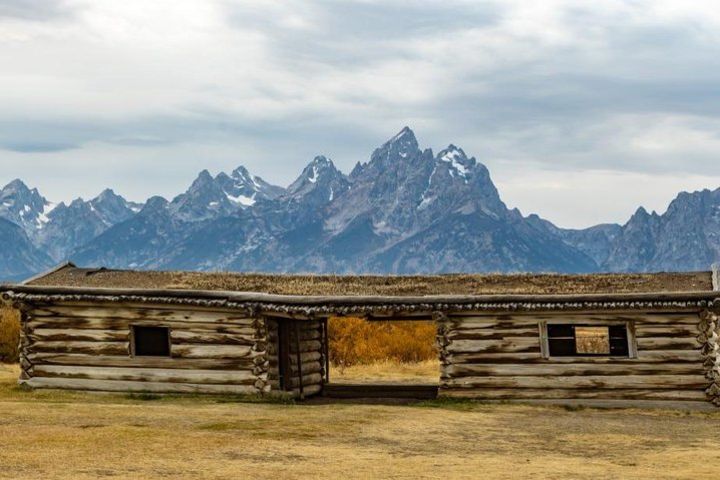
[322, 317, 439, 400]
[276, 319, 291, 391]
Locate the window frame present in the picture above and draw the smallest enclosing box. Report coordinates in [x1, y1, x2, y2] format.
[538, 320, 637, 360]
[130, 325, 172, 358]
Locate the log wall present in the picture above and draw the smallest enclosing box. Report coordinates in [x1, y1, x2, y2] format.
[18, 302, 269, 395]
[438, 312, 711, 405]
[266, 318, 325, 398]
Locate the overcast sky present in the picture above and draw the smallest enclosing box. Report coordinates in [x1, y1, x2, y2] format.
[2, 0, 720, 228]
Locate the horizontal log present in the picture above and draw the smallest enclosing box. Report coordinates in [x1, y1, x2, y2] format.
[33, 341, 129, 356]
[24, 377, 259, 395]
[636, 338, 700, 350]
[15, 285, 715, 310]
[443, 375, 708, 390]
[446, 328, 540, 340]
[287, 361, 323, 376]
[170, 344, 260, 359]
[27, 317, 257, 334]
[170, 330, 255, 346]
[287, 384, 322, 397]
[448, 319, 540, 330]
[27, 353, 258, 370]
[34, 365, 257, 385]
[448, 313, 700, 326]
[446, 338, 540, 354]
[443, 350, 701, 364]
[439, 387, 708, 401]
[289, 340, 322, 354]
[268, 351, 322, 366]
[443, 362, 704, 377]
[635, 326, 700, 338]
[288, 372, 323, 388]
[30, 305, 253, 325]
[267, 328, 321, 343]
[29, 329, 128, 343]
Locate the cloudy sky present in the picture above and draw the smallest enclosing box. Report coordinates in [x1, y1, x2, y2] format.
[2, 0, 720, 228]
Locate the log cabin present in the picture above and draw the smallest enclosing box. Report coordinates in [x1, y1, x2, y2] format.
[2, 262, 720, 409]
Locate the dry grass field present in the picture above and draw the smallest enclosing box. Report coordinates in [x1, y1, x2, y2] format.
[1, 364, 720, 480]
[330, 359, 439, 384]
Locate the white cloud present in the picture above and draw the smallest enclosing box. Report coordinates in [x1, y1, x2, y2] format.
[1, 0, 720, 227]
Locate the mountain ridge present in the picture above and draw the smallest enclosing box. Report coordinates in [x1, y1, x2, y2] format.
[1, 127, 719, 279]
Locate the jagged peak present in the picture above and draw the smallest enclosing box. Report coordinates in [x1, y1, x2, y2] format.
[310, 155, 333, 167]
[140, 196, 169, 213]
[96, 188, 118, 199]
[382, 126, 418, 149]
[349, 161, 364, 179]
[388, 126, 415, 142]
[634, 206, 649, 216]
[231, 165, 254, 182]
[434, 144, 478, 182]
[196, 169, 213, 181]
[287, 155, 346, 197]
[3, 178, 30, 191]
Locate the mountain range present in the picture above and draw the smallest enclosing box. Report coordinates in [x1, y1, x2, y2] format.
[1, 127, 719, 281]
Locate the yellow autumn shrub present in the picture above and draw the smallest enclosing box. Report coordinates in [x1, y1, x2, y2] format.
[0, 306, 20, 363]
[328, 317, 436, 367]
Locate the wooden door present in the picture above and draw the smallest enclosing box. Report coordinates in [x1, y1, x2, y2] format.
[276, 320, 291, 391]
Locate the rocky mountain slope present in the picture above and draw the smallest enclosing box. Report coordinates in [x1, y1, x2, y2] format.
[1, 127, 719, 279]
[0, 218, 52, 281]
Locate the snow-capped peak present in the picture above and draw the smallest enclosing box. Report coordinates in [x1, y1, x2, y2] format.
[437, 145, 474, 181]
[36, 201, 57, 228]
[285, 155, 349, 203]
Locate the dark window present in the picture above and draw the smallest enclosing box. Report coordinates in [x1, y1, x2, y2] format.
[547, 324, 629, 357]
[133, 326, 170, 357]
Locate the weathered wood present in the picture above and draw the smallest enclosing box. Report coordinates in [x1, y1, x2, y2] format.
[294, 321, 304, 399]
[449, 313, 701, 326]
[33, 341, 129, 356]
[268, 351, 322, 366]
[27, 317, 256, 334]
[446, 328, 540, 340]
[288, 340, 322, 354]
[445, 350, 702, 364]
[170, 330, 255, 346]
[439, 388, 708, 401]
[24, 377, 258, 394]
[636, 337, 701, 350]
[170, 344, 259, 359]
[443, 375, 708, 390]
[29, 329, 128, 343]
[13, 283, 717, 307]
[288, 372, 323, 388]
[27, 353, 256, 370]
[443, 362, 703, 377]
[445, 338, 540, 354]
[287, 361, 323, 376]
[287, 384, 322, 397]
[33, 365, 257, 385]
[634, 325, 701, 337]
[31, 305, 254, 325]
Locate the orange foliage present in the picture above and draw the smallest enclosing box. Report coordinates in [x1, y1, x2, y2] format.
[0, 307, 20, 363]
[328, 317, 437, 368]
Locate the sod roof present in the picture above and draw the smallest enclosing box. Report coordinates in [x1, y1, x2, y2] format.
[24, 263, 715, 296]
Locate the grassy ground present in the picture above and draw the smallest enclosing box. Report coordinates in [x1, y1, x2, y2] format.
[330, 359, 439, 384]
[1, 364, 720, 480]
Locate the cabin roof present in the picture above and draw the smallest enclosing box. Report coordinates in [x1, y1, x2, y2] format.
[23, 263, 715, 296]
